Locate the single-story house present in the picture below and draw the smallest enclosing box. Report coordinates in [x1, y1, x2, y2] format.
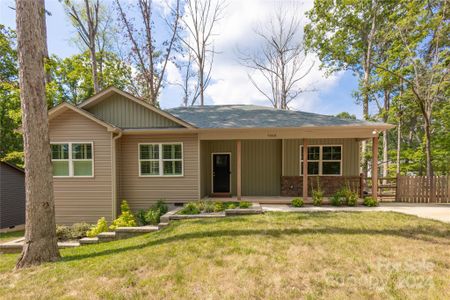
[48, 87, 394, 224]
[0, 161, 25, 229]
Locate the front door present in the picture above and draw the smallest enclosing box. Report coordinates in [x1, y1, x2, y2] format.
[212, 153, 231, 193]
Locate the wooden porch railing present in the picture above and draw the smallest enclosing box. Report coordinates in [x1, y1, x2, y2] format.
[364, 176, 397, 202]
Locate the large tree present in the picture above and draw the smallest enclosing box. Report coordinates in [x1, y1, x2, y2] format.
[305, 0, 396, 172]
[62, 0, 103, 93]
[15, 0, 60, 268]
[115, 0, 181, 105]
[177, 0, 226, 106]
[239, 6, 314, 109]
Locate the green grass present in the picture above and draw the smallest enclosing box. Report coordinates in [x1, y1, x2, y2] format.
[0, 212, 449, 299]
[0, 230, 24, 243]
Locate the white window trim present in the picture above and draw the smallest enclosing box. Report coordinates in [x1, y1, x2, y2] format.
[299, 145, 342, 176]
[138, 142, 184, 177]
[51, 142, 94, 178]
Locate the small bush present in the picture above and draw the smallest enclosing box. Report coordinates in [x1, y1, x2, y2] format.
[311, 177, 324, 206]
[312, 190, 324, 206]
[346, 192, 358, 206]
[203, 201, 215, 213]
[213, 202, 224, 212]
[135, 209, 148, 226]
[109, 200, 137, 230]
[330, 192, 346, 206]
[239, 201, 251, 209]
[227, 203, 237, 209]
[87, 217, 108, 237]
[179, 202, 201, 215]
[291, 198, 304, 207]
[363, 196, 378, 207]
[56, 223, 92, 241]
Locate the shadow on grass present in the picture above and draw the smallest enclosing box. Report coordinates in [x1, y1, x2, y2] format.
[60, 223, 450, 263]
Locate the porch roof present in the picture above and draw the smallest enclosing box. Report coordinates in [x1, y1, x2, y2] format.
[167, 105, 393, 130]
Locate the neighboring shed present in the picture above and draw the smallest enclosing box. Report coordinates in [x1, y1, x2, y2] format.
[0, 161, 25, 229]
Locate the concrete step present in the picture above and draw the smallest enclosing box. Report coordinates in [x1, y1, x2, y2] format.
[0, 239, 80, 253]
[97, 231, 116, 242]
[58, 242, 80, 248]
[158, 222, 169, 228]
[79, 237, 99, 245]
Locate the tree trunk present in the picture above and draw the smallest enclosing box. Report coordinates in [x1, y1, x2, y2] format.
[199, 57, 204, 106]
[423, 115, 435, 202]
[90, 46, 99, 93]
[15, 0, 60, 269]
[396, 118, 401, 174]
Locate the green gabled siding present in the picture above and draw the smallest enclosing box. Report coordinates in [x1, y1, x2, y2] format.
[86, 94, 183, 128]
[242, 140, 281, 196]
[283, 138, 360, 176]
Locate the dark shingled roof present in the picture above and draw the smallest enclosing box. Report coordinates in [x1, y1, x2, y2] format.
[166, 105, 382, 129]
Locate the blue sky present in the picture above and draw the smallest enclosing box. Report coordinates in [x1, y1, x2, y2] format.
[0, 0, 366, 118]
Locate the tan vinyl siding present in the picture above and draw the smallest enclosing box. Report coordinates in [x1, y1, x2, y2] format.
[49, 110, 113, 224]
[242, 140, 281, 196]
[86, 94, 183, 128]
[119, 134, 199, 210]
[283, 138, 360, 176]
[200, 140, 237, 196]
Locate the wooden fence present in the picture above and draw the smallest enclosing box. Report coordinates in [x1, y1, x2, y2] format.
[396, 175, 450, 203]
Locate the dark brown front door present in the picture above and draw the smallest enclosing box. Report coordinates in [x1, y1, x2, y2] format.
[212, 153, 230, 193]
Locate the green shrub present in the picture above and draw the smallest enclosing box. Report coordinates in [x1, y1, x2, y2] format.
[346, 191, 358, 206]
[239, 201, 251, 209]
[179, 202, 201, 215]
[312, 190, 324, 206]
[227, 203, 237, 209]
[330, 191, 346, 206]
[56, 223, 92, 241]
[311, 177, 324, 206]
[136, 209, 148, 226]
[109, 200, 137, 230]
[363, 196, 378, 207]
[155, 200, 168, 215]
[213, 202, 224, 212]
[291, 198, 304, 207]
[87, 217, 108, 237]
[203, 201, 215, 213]
[145, 209, 161, 225]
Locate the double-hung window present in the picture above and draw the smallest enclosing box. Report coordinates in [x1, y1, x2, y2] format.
[300, 145, 342, 176]
[51, 142, 93, 177]
[139, 143, 183, 176]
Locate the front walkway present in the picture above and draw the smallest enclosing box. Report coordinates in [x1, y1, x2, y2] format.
[262, 203, 450, 223]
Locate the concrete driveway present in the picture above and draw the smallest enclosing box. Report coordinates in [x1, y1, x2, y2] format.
[262, 203, 450, 223]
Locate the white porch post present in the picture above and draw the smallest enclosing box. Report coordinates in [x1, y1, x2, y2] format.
[372, 136, 378, 200]
[303, 139, 308, 200]
[237, 140, 242, 200]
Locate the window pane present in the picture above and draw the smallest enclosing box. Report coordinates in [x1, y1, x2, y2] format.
[163, 144, 182, 159]
[301, 162, 319, 175]
[51, 144, 68, 159]
[323, 146, 341, 160]
[73, 161, 92, 176]
[308, 146, 320, 160]
[141, 161, 159, 175]
[53, 161, 69, 176]
[163, 161, 182, 175]
[140, 145, 159, 160]
[72, 144, 92, 159]
[323, 161, 340, 175]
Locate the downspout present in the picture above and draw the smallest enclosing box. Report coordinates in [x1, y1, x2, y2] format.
[112, 130, 122, 219]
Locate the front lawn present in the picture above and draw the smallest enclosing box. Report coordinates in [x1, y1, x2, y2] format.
[0, 212, 449, 299]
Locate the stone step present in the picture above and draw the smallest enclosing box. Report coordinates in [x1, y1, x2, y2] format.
[115, 226, 159, 239]
[58, 242, 80, 248]
[158, 222, 169, 228]
[0, 239, 80, 253]
[225, 208, 263, 216]
[79, 237, 99, 245]
[115, 226, 159, 233]
[97, 231, 116, 242]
